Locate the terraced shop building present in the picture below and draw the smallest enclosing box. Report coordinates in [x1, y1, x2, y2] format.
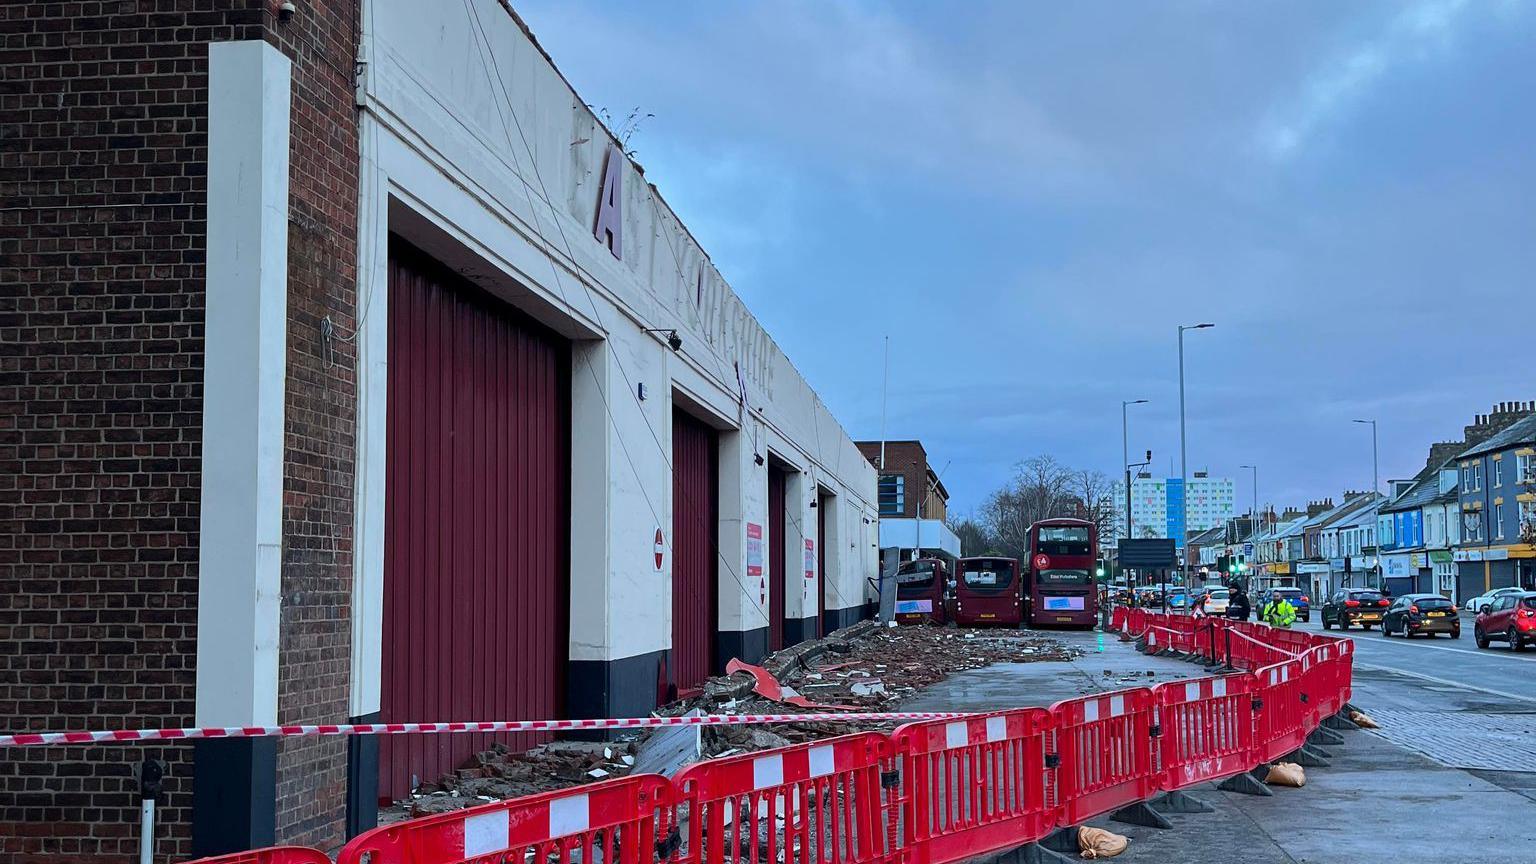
[1, 2, 876, 859]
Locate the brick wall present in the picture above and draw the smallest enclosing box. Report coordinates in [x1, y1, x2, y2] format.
[266, 0, 360, 851]
[0, 2, 360, 859]
[856, 440, 944, 520]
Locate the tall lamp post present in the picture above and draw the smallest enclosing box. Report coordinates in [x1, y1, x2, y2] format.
[1352, 419, 1379, 498]
[1178, 323, 1215, 592]
[1122, 399, 1149, 540]
[1240, 463, 1258, 588]
[1239, 464, 1259, 532]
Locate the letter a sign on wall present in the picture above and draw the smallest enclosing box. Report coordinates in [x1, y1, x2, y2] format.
[593, 142, 623, 259]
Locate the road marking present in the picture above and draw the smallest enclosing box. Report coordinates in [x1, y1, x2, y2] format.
[1353, 662, 1536, 704]
[1315, 626, 1536, 664]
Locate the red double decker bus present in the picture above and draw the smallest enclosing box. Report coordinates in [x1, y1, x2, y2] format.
[954, 556, 1023, 627]
[1027, 518, 1098, 629]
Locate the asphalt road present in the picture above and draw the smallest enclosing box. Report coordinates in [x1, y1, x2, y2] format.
[1293, 613, 1536, 703]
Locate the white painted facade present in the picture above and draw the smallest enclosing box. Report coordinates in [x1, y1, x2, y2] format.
[878, 518, 963, 559]
[194, 41, 290, 728]
[344, 1, 878, 716]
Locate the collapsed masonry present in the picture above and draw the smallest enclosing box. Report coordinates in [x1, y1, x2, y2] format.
[393, 621, 1077, 819]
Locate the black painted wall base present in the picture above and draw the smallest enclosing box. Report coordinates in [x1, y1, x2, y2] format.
[192, 736, 276, 857]
[567, 648, 669, 721]
[717, 626, 769, 671]
[346, 712, 380, 840]
[822, 605, 864, 634]
[783, 615, 818, 648]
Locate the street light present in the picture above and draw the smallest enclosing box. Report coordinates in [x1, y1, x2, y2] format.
[1352, 419, 1379, 499]
[1239, 464, 1259, 532]
[1122, 399, 1149, 541]
[1178, 323, 1214, 593]
[1240, 463, 1258, 586]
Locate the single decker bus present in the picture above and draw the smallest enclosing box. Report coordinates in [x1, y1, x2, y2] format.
[1027, 518, 1098, 629]
[954, 556, 1023, 627]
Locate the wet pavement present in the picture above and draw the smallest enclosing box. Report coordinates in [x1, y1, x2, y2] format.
[897, 628, 1203, 712]
[904, 621, 1536, 863]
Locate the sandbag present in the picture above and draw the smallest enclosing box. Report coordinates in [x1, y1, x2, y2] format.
[1077, 826, 1129, 859]
[1349, 709, 1380, 729]
[1264, 761, 1306, 787]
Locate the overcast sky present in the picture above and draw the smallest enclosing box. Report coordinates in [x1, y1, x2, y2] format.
[517, 0, 1536, 516]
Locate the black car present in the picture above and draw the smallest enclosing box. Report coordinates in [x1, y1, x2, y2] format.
[1381, 593, 1460, 639]
[1321, 588, 1390, 630]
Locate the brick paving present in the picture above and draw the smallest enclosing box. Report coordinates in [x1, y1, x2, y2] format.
[1364, 707, 1536, 770]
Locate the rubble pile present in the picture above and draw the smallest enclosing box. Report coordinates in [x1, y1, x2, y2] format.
[666, 622, 1078, 757]
[383, 621, 1077, 822]
[392, 739, 638, 821]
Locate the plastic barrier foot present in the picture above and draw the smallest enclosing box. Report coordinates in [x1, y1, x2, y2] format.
[1151, 790, 1217, 814]
[1286, 745, 1331, 768]
[1323, 711, 1356, 731]
[1308, 726, 1346, 747]
[1004, 828, 1080, 864]
[1110, 800, 1175, 829]
[1217, 770, 1274, 797]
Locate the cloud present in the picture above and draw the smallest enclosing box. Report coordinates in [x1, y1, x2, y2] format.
[1262, 0, 1472, 159]
[516, 0, 1096, 198]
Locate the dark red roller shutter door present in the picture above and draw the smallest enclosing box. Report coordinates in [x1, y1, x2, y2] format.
[380, 239, 570, 800]
[817, 495, 828, 635]
[671, 409, 718, 695]
[768, 467, 787, 651]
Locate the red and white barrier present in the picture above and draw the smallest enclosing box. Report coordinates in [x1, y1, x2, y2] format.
[10, 608, 1354, 864]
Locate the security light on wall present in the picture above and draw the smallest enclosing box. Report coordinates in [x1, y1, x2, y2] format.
[643, 328, 683, 352]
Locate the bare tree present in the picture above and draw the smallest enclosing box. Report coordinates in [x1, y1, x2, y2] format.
[947, 516, 993, 557]
[1071, 469, 1119, 550]
[979, 456, 1075, 561]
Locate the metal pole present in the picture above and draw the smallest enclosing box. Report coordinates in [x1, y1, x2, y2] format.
[138, 758, 164, 864]
[879, 335, 889, 472]
[1123, 401, 1129, 538]
[1177, 324, 1212, 593]
[1372, 421, 1379, 498]
[140, 800, 155, 864]
[1178, 326, 1188, 594]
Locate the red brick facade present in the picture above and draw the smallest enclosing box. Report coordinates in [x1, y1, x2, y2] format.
[0, 2, 359, 860]
[855, 440, 948, 521]
[267, 0, 360, 851]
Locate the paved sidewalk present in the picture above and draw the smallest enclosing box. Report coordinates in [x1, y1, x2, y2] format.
[898, 627, 1536, 863]
[1115, 727, 1536, 864]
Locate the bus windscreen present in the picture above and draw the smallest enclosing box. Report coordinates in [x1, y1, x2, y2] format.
[1035, 526, 1090, 555]
[896, 562, 936, 590]
[961, 560, 1014, 590]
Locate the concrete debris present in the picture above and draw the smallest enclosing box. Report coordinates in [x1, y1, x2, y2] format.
[380, 737, 642, 823]
[380, 620, 1078, 825]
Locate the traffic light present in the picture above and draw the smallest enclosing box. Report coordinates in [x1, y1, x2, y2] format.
[1235, 555, 1246, 574]
[1217, 554, 1231, 575]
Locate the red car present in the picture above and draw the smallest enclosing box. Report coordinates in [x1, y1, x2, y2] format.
[1473, 591, 1536, 651]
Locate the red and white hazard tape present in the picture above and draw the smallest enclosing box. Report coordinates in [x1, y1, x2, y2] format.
[0, 710, 973, 748]
[1226, 627, 1301, 656]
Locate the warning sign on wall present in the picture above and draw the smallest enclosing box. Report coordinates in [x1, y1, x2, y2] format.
[804, 539, 816, 579]
[746, 523, 763, 578]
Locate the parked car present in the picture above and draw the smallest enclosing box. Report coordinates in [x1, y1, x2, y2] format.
[1260, 586, 1311, 622]
[1202, 587, 1230, 615]
[1381, 593, 1459, 638]
[1321, 588, 1389, 630]
[1466, 586, 1525, 614]
[1473, 591, 1536, 651]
